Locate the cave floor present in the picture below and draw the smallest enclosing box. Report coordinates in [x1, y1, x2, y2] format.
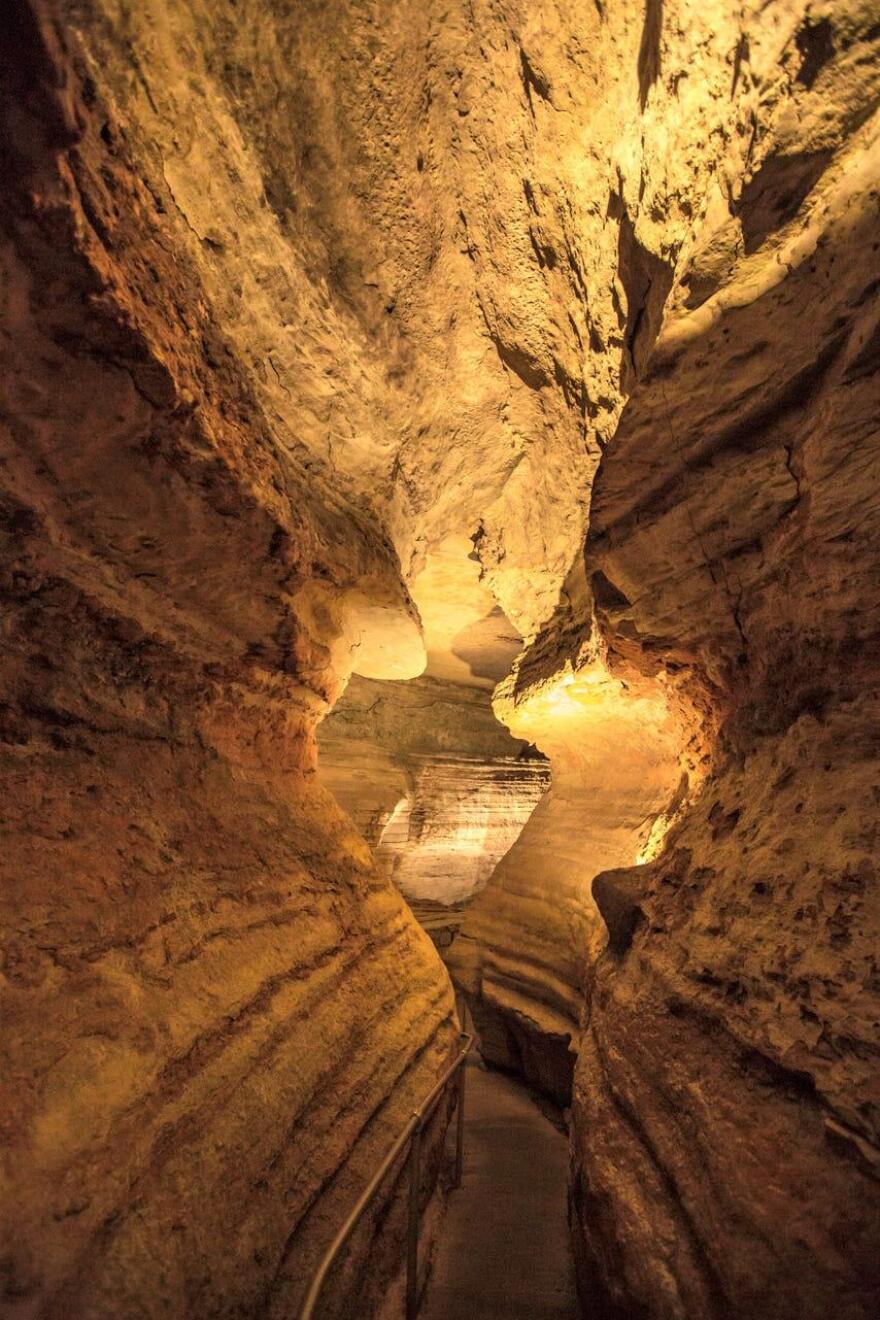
[421, 1055, 580, 1320]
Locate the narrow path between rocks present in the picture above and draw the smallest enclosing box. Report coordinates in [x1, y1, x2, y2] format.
[421, 1055, 581, 1320]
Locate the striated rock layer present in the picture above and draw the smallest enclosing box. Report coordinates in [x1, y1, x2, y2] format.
[0, 7, 455, 1318]
[375, 754, 548, 907]
[568, 9, 880, 1319]
[319, 674, 549, 910]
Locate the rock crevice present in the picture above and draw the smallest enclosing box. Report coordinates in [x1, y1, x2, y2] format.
[2, 2, 879, 1318]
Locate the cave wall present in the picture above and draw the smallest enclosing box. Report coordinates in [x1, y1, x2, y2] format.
[3, 0, 880, 1317]
[572, 49, 880, 1317]
[49, 0, 602, 646]
[449, 572, 684, 1105]
[410, 0, 880, 1106]
[0, 6, 455, 1317]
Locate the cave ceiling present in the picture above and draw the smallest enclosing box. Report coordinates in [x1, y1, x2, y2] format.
[56, 0, 876, 700]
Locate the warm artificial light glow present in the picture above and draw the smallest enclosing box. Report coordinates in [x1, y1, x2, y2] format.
[635, 811, 674, 865]
[492, 653, 686, 888]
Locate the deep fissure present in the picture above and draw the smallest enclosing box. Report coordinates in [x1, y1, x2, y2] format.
[2, 2, 879, 1318]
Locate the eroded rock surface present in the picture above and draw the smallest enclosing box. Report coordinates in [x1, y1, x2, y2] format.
[569, 7, 880, 1316]
[3, 0, 880, 1318]
[0, 7, 454, 1317]
[319, 675, 549, 911]
[450, 584, 683, 1104]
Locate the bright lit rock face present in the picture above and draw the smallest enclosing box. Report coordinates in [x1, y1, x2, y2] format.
[450, 597, 684, 1104]
[319, 675, 549, 911]
[3, 1, 880, 1318]
[376, 757, 548, 906]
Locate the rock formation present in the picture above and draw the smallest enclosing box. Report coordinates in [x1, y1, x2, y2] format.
[3, 0, 880, 1318]
[572, 27, 880, 1309]
[450, 612, 684, 1105]
[0, 6, 455, 1317]
[319, 674, 549, 910]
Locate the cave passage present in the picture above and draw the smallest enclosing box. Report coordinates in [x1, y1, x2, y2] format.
[420, 1053, 579, 1320]
[2, 3, 880, 1320]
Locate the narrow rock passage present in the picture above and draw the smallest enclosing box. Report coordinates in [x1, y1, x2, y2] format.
[421, 1056, 580, 1320]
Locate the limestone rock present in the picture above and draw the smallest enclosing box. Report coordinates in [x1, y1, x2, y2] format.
[450, 634, 683, 1105]
[319, 675, 549, 909]
[3, 0, 880, 1317]
[0, 8, 454, 1317]
[591, 867, 645, 955]
[571, 5, 880, 1313]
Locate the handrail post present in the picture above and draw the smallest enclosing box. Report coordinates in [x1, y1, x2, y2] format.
[406, 1124, 422, 1320]
[454, 1057, 467, 1189]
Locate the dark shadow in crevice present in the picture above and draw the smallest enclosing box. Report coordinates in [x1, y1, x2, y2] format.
[637, 0, 663, 111]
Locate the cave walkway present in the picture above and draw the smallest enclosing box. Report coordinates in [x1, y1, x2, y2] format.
[420, 1054, 580, 1320]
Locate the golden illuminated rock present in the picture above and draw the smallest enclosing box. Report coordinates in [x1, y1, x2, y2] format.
[0, 8, 452, 1318]
[2, 0, 879, 1318]
[319, 674, 549, 911]
[450, 587, 685, 1102]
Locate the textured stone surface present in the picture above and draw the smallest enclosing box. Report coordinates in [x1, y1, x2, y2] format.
[3, 0, 880, 1317]
[450, 608, 683, 1105]
[0, 6, 454, 1317]
[319, 675, 549, 908]
[570, 6, 880, 1316]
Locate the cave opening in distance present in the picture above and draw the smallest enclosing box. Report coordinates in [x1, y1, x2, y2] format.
[2, 2, 880, 1319]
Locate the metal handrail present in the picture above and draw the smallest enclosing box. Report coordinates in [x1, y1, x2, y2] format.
[299, 1029, 473, 1320]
